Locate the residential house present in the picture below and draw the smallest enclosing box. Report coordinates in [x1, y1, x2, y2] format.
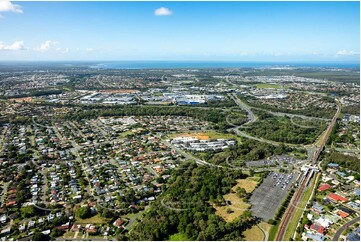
[328, 193, 347, 203]
[310, 224, 326, 235]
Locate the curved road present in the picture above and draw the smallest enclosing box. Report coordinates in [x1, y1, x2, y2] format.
[251, 106, 331, 122]
[332, 217, 360, 241]
[228, 93, 258, 125]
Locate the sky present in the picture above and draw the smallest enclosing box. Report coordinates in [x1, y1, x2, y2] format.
[0, 0, 360, 62]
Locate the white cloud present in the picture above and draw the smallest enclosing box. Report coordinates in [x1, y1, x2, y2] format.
[86, 48, 94, 52]
[35, 40, 58, 52]
[56, 47, 69, 54]
[336, 49, 359, 56]
[0, 40, 25, 51]
[154, 7, 172, 16]
[0, 0, 23, 13]
[63, 48, 69, 54]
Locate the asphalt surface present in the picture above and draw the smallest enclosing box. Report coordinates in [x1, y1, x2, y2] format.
[332, 217, 360, 241]
[249, 171, 298, 221]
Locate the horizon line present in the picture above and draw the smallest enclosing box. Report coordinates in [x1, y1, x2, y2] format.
[0, 60, 359, 63]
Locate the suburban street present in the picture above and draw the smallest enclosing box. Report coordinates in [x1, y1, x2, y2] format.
[332, 217, 360, 241]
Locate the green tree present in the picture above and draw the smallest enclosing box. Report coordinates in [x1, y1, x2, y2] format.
[76, 206, 91, 219]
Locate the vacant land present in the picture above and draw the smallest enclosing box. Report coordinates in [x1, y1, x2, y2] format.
[213, 193, 250, 222]
[243, 225, 264, 241]
[232, 177, 260, 193]
[213, 178, 260, 222]
[76, 214, 110, 224]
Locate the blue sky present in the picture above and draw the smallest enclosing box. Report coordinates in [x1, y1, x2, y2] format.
[0, 1, 360, 61]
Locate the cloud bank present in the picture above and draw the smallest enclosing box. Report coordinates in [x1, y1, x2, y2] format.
[0, 40, 25, 51]
[336, 49, 359, 56]
[35, 40, 59, 52]
[0, 0, 23, 13]
[154, 7, 172, 16]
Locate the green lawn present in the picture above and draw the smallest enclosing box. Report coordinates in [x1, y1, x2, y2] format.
[268, 222, 280, 241]
[169, 232, 189, 241]
[118, 130, 134, 137]
[254, 83, 282, 89]
[75, 214, 110, 224]
[126, 212, 142, 219]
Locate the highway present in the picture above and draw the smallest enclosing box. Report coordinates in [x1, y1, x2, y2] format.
[275, 101, 341, 241]
[251, 106, 331, 122]
[227, 93, 258, 125]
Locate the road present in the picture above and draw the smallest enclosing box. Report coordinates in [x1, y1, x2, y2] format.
[89, 120, 107, 136]
[275, 101, 341, 241]
[256, 223, 268, 241]
[125, 209, 147, 230]
[251, 106, 331, 122]
[231, 128, 302, 148]
[0, 125, 9, 151]
[145, 165, 159, 177]
[0, 182, 9, 207]
[332, 217, 360, 241]
[228, 93, 257, 125]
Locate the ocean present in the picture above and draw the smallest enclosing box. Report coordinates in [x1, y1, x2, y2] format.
[88, 61, 360, 69]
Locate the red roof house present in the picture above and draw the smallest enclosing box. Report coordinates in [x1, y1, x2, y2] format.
[56, 224, 70, 231]
[318, 184, 332, 192]
[310, 224, 326, 234]
[328, 193, 347, 203]
[113, 218, 124, 228]
[336, 210, 349, 218]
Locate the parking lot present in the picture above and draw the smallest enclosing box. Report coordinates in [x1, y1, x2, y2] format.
[249, 171, 299, 220]
[245, 155, 302, 168]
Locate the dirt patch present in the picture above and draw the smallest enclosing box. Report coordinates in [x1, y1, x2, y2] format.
[9, 97, 33, 103]
[172, 132, 210, 140]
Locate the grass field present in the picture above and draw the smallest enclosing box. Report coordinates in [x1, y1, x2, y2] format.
[76, 214, 110, 224]
[119, 130, 134, 137]
[212, 178, 260, 222]
[232, 177, 260, 193]
[168, 131, 235, 140]
[169, 232, 189, 241]
[213, 193, 250, 222]
[243, 225, 265, 241]
[259, 221, 272, 234]
[63, 231, 76, 239]
[254, 83, 282, 89]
